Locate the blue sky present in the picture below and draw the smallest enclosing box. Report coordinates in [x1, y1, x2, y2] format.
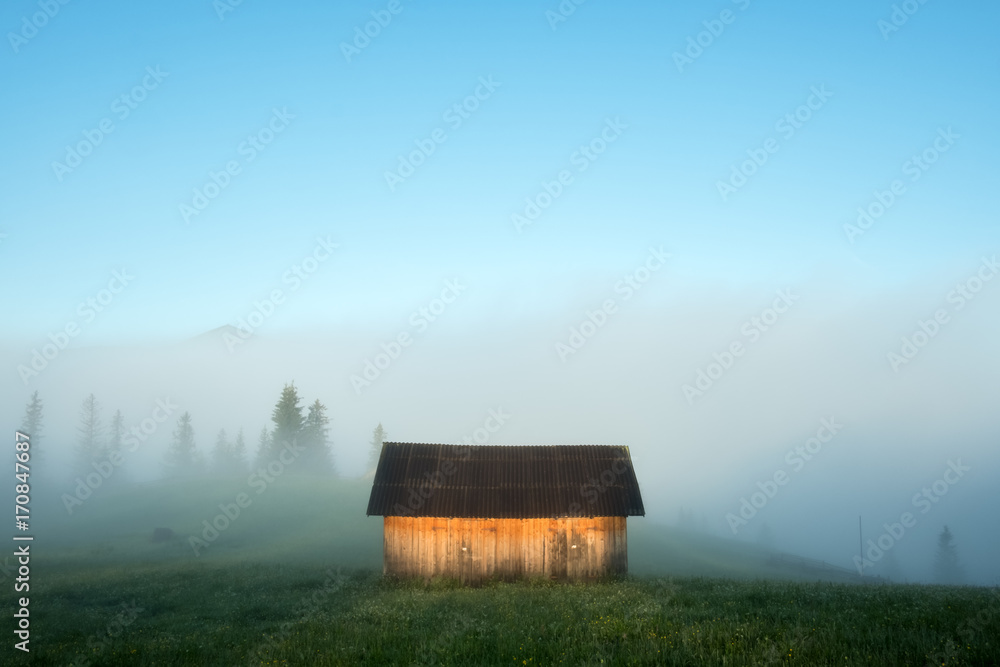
[3, 0, 997, 342]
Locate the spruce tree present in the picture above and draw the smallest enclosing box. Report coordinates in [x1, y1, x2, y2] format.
[368, 423, 386, 472]
[254, 426, 271, 469]
[302, 399, 333, 474]
[232, 428, 248, 474]
[270, 383, 303, 454]
[165, 412, 197, 475]
[108, 409, 124, 450]
[76, 394, 104, 474]
[106, 409, 126, 484]
[933, 525, 965, 584]
[212, 428, 231, 474]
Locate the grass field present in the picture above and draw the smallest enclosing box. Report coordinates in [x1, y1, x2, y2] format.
[9, 477, 999, 666]
[12, 563, 1000, 666]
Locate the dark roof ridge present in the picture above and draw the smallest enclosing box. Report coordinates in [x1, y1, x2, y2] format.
[367, 442, 644, 518]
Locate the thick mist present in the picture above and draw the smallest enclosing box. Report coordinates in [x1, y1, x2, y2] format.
[6, 261, 998, 586]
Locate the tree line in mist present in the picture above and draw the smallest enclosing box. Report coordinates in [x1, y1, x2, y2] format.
[17, 383, 390, 483]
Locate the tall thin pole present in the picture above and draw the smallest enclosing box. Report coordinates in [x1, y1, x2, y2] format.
[858, 516, 863, 578]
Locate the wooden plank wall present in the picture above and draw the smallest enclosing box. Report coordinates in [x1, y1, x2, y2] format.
[383, 516, 628, 582]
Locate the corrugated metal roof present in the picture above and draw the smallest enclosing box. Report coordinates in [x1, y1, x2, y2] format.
[366, 443, 645, 518]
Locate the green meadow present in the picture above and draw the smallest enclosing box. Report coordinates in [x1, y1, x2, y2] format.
[10, 478, 998, 666]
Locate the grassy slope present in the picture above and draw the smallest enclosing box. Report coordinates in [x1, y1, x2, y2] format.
[11, 477, 998, 665]
[38, 477, 848, 579]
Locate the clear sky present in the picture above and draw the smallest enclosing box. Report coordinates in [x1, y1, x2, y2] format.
[2, 0, 997, 340]
[3, 0, 999, 583]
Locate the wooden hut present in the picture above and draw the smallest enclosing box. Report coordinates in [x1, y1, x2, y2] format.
[366, 443, 644, 582]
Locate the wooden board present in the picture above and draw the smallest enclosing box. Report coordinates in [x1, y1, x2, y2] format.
[382, 516, 628, 583]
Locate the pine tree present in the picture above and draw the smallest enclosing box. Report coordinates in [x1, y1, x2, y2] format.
[368, 423, 386, 472]
[106, 409, 126, 484]
[108, 410, 125, 457]
[212, 428, 231, 474]
[254, 426, 271, 469]
[20, 391, 44, 461]
[76, 394, 104, 474]
[165, 412, 197, 475]
[270, 383, 303, 454]
[302, 399, 333, 474]
[933, 525, 965, 584]
[232, 428, 248, 474]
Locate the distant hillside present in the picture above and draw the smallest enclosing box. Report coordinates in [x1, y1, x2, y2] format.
[629, 522, 873, 584]
[35, 477, 875, 585]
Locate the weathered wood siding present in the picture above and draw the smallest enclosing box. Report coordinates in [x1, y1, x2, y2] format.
[383, 516, 628, 582]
